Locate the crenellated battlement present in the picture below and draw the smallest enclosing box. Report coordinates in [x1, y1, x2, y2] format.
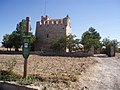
[40, 15, 70, 25]
[40, 19, 63, 25]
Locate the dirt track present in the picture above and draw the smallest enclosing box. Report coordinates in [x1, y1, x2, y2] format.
[79, 54, 120, 90]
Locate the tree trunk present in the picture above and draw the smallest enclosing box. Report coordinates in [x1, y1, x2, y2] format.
[15, 48, 19, 51]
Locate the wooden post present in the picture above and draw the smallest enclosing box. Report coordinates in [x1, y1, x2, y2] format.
[23, 17, 30, 78]
[23, 59, 27, 78]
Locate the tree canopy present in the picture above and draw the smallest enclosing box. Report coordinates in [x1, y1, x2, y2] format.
[81, 27, 101, 51]
[50, 34, 82, 52]
[102, 38, 119, 48]
[2, 19, 36, 51]
[2, 34, 13, 51]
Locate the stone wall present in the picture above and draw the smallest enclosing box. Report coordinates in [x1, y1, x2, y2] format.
[35, 15, 71, 52]
[0, 81, 40, 90]
[34, 51, 94, 57]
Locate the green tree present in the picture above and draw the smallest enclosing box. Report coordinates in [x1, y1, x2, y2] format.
[2, 34, 13, 51]
[102, 38, 119, 53]
[66, 34, 76, 52]
[102, 38, 119, 56]
[51, 34, 81, 52]
[2, 19, 36, 51]
[50, 37, 66, 52]
[29, 33, 36, 51]
[9, 31, 22, 51]
[12, 19, 36, 51]
[102, 38, 119, 47]
[81, 27, 101, 51]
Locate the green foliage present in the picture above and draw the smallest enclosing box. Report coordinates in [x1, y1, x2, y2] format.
[0, 58, 21, 81]
[2, 34, 13, 50]
[66, 34, 76, 52]
[0, 70, 21, 81]
[19, 75, 38, 85]
[102, 38, 119, 47]
[11, 19, 29, 51]
[10, 31, 23, 51]
[102, 38, 119, 55]
[29, 33, 36, 51]
[51, 34, 81, 52]
[7, 58, 17, 72]
[2, 18, 36, 51]
[51, 37, 66, 52]
[0, 70, 38, 85]
[16, 19, 27, 32]
[81, 27, 101, 51]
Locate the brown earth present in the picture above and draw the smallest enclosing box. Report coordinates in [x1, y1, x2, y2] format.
[0, 54, 97, 90]
[1, 54, 120, 90]
[78, 54, 120, 90]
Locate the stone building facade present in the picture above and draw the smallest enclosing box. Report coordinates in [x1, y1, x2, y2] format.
[35, 15, 71, 52]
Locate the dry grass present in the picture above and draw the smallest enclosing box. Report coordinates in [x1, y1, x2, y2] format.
[114, 53, 120, 60]
[0, 54, 97, 88]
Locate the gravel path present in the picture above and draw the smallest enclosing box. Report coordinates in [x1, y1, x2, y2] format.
[79, 54, 120, 90]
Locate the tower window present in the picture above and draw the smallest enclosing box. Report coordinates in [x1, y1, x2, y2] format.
[47, 34, 49, 38]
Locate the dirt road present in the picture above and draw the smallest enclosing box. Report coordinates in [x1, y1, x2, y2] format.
[79, 54, 120, 90]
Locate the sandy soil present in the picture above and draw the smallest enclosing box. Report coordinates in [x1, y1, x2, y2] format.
[0, 54, 97, 90]
[78, 54, 120, 90]
[1, 54, 120, 90]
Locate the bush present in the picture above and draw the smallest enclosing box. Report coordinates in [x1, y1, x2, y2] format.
[18, 75, 38, 85]
[0, 58, 20, 81]
[0, 70, 21, 81]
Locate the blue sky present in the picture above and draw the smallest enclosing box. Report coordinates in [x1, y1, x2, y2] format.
[0, 0, 120, 45]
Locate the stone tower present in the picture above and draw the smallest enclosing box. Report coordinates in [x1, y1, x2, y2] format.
[35, 15, 71, 52]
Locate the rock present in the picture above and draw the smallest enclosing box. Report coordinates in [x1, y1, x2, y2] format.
[81, 86, 89, 90]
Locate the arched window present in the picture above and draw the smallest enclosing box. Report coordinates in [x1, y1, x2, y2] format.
[47, 34, 49, 38]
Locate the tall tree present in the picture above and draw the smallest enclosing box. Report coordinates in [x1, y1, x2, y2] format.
[10, 19, 27, 51]
[9, 31, 22, 51]
[81, 27, 101, 51]
[14, 19, 36, 51]
[2, 19, 36, 51]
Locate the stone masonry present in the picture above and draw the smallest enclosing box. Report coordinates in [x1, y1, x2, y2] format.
[35, 15, 71, 52]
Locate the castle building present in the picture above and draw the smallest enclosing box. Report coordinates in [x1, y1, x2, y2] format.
[35, 15, 71, 52]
